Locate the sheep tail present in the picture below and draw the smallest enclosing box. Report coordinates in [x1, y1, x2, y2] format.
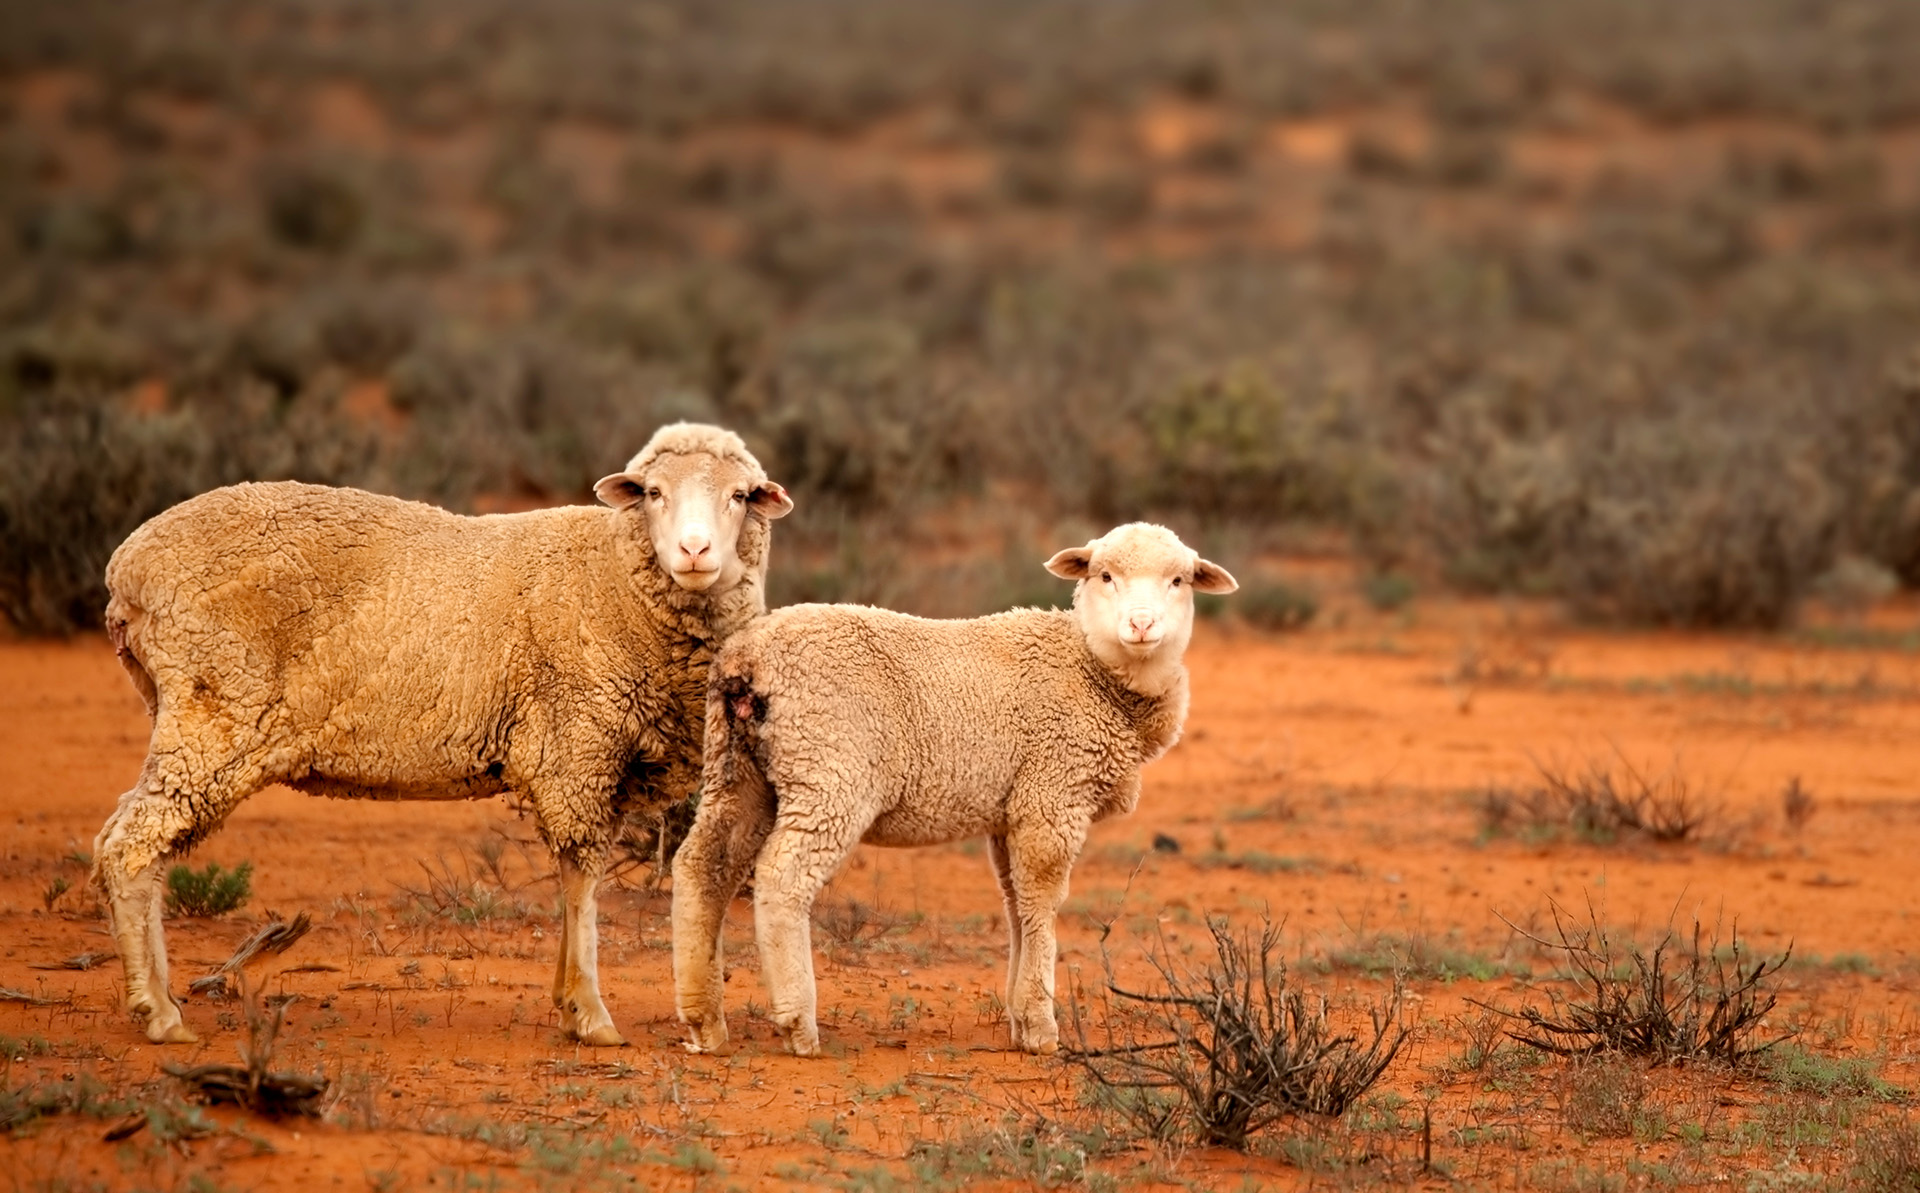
[704, 664, 777, 831]
[105, 595, 159, 719]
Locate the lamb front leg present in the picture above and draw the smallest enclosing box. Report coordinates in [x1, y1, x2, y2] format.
[752, 799, 867, 1057]
[1005, 817, 1088, 1056]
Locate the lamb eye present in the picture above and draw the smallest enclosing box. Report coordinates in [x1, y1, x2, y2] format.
[1171, 576, 1183, 587]
[1100, 572, 1112, 584]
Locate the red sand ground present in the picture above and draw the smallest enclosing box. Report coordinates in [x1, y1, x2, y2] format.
[2, 599, 1917, 1189]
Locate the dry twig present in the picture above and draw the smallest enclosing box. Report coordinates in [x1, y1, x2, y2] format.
[188, 912, 312, 997]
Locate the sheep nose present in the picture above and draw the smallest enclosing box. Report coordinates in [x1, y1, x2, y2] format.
[1126, 610, 1158, 638]
[678, 529, 713, 564]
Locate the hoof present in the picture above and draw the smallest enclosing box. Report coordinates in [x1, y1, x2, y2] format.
[681, 1018, 728, 1054]
[1023, 1036, 1060, 1056]
[784, 1028, 821, 1058]
[147, 1018, 198, 1045]
[575, 1023, 627, 1048]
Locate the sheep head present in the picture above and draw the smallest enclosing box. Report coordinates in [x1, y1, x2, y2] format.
[595, 423, 793, 594]
[1045, 523, 1237, 695]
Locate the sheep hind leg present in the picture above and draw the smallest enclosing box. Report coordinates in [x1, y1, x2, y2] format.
[753, 808, 868, 1057]
[99, 849, 193, 1043]
[987, 834, 1026, 1050]
[672, 779, 777, 1054]
[94, 767, 217, 1044]
[554, 850, 624, 1047]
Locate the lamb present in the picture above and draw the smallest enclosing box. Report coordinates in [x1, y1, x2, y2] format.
[671, 522, 1237, 1056]
[92, 422, 792, 1046]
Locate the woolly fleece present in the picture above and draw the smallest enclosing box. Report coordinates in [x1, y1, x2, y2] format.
[94, 422, 783, 1046]
[672, 522, 1236, 1056]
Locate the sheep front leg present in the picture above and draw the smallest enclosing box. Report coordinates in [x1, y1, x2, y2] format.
[987, 834, 1025, 1047]
[1005, 820, 1088, 1056]
[554, 849, 625, 1047]
[753, 809, 866, 1057]
[672, 785, 777, 1053]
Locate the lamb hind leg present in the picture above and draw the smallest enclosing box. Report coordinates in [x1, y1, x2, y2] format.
[987, 834, 1026, 1049]
[672, 777, 777, 1053]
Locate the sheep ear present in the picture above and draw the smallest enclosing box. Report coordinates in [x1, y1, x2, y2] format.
[594, 473, 646, 510]
[1045, 546, 1093, 580]
[749, 481, 794, 519]
[1192, 557, 1239, 594]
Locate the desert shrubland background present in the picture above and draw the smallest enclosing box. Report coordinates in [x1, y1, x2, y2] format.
[4, 0, 1920, 633]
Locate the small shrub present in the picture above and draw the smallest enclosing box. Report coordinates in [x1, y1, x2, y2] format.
[1483, 899, 1789, 1065]
[1066, 916, 1408, 1150]
[1764, 1044, 1904, 1101]
[609, 797, 700, 893]
[814, 898, 914, 949]
[1232, 579, 1319, 631]
[1852, 1118, 1920, 1192]
[164, 860, 253, 918]
[1782, 776, 1817, 833]
[1479, 755, 1717, 845]
[1362, 571, 1415, 612]
[394, 856, 525, 925]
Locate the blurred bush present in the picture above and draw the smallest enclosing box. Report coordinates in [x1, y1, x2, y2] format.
[4, 0, 1920, 633]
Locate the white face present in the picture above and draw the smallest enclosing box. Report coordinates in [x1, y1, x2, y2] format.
[1045, 524, 1238, 687]
[595, 452, 792, 592]
[1081, 555, 1194, 654]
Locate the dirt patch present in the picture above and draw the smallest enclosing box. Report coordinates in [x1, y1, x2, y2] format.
[3, 601, 1917, 1186]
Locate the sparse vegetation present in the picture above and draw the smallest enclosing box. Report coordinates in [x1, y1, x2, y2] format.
[1851, 1118, 1920, 1192]
[163, 859, 253, 918]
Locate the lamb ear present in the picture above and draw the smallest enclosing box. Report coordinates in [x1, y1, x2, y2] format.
[594, 473, 646, 510]
[749, 481, 794, 519]
[1192, 557, 1239, 594]
[1045, 546, 1093, 580]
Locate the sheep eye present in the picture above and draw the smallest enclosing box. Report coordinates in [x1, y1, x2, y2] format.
[1171, 576, 1183, 587]
[731, 491, 747, 504]
[1100, 571, 1112, 584]
[646, 487, 662, 501]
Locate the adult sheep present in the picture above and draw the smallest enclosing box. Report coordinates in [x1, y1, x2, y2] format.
[672, 522, 1236, 1057]
[93, 422, 792, 1046]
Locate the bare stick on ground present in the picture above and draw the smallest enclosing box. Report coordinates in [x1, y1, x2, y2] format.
[165, 978, 328, 1118]
[188, 912, 313, 997]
